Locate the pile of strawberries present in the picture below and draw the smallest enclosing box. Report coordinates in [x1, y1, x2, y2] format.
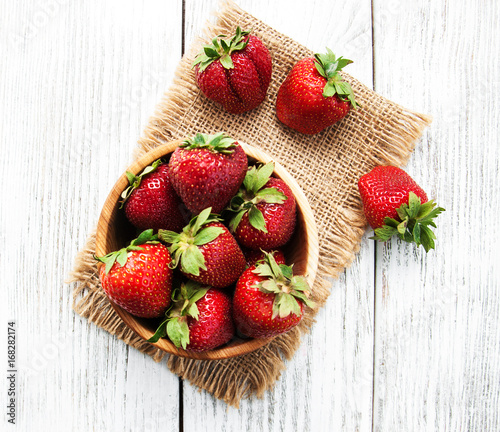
[97, 26, 445, 353]
[97, 132, 314, 352]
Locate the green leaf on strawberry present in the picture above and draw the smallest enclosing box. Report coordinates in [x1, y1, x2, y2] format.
[314, 48, 358, 108]
[255, 187, 288, 203]
[253, 252, 315, 319]
[192, 26, 251, 72]
[158, 207, 224, 277]
[244, 161, 274, 191]
[148, 281, 234, 353]
[248, 206, 267, 233]
[180, 132, 237, 155]
[226, 162, 287, 233]
[119, 159, 163, 208]
[95, 229, 159, 274]
[371, 192, 445, 252]
[148, 280, 210, 347]
[180, 245, 207, 275]
[166, 318, 190, 349]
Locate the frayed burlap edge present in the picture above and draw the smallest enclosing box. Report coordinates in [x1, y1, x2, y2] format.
[70, 0, 432, 408]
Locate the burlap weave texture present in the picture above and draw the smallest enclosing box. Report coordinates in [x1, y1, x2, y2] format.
[70, 0, 432, 407]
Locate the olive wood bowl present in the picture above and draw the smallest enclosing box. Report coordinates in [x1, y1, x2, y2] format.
[95, 140, 319, 360]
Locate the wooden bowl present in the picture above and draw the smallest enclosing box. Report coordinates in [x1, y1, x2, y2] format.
[95, 140, 319, 360]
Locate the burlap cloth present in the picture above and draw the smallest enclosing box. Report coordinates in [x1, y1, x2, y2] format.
[69, 0, 431, 407]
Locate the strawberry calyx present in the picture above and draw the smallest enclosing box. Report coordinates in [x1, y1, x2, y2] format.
[192, 26, 251, 71]
[119, 159, 163, 208]
[314, 48, 358, 108]
[253, 252, 315, 319]
[372, 192, 445, 252]
[225, 162, 287, 233]
[95, 229, 159, 274]
[147, 280, 209, 347]
[180, 132, 237, 155]
[158, 207, 224, 276]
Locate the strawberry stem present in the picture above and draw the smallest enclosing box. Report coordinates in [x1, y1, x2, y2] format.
[252, 252, 315, 319]
[371, 192, 445, 252]
[158, 208, 224, 276]
[94, 229, 159, 274]
[147, 281, 209, 347]
[119, 159, 162, 208]
[225, 162, 287, 232]
[180, 132, 237, 155]
[314, 48, 358, 108]
[192, 26, 251, 72]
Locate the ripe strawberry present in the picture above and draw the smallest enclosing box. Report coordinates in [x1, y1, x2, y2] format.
[120, 159, 185, 232]
[148, 281, 234, 352]
[159, 207, 246, 288]
[192, 27, 272, 114]
[233, 252, 315, 338]
[96, 230, 173, 318]
[276, 48, 358, 134]
[226, 162, 296, 250]
[168, 132, 248, 215]
[358, 165, 445, 252]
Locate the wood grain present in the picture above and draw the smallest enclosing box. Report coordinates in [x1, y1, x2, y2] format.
[0, 1, 183, 431]
[371, 0, 500, 430]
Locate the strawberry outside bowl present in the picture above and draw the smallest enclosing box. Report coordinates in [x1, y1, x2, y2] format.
[95, 139, 319, 360]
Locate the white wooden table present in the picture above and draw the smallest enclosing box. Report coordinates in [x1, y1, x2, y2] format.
[1, 1, 498, 430]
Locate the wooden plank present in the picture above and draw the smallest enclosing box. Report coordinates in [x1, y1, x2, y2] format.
[0, 1, 183, 430]
[181, 1, 375, 431]
[372, 0, 500, 430]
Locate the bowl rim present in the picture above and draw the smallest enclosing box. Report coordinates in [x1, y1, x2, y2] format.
[95, 139, 319, 360]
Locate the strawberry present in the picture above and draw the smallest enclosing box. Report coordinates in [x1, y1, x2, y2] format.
[276, 48, 358, 134]
[233, 252, 315, 338]
[148, 280, 234, 352]
[168, 132, 248, 215]
[96, 230, 173, 318]
[226, 162, 296, 250]
[192, 27, 272, 114]
[159, 208, 246, 288]
[358, 165, 445, 252]
[120, 159, 185, 232]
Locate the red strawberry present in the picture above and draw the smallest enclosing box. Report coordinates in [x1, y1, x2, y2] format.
[159, 208, 246, 288]
[226, 162, 296, 250]
[244, 248, 286, 267]
[276, 48, 358, 134]
[96, 230, 173, 318]
[121, 159, 185, 232]
[233, 252, 315, 338]
[148, 281, 234, 352]
[358, 165, 445, 252]
[168, 132, 248, 215]
[192, 27, 272, 114]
